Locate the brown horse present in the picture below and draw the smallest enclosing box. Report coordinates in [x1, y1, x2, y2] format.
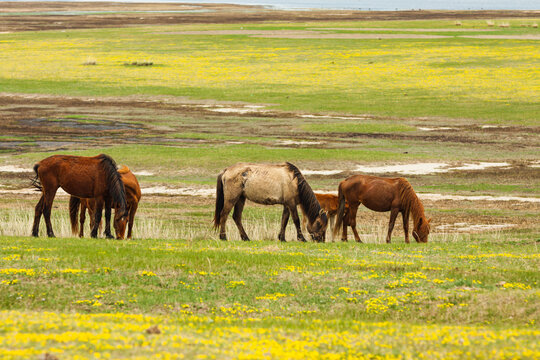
[214, 162, 328, 242]
[303, 193, 349, 240]
[31, 154, 127, 238]
[69, 166, 141, 239]
[334, 175, 431, 243]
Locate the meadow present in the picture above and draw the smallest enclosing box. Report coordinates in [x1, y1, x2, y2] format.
[0, 8, 539, 359]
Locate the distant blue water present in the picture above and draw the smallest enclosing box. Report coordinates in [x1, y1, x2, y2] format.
[5, 0, 539, 11]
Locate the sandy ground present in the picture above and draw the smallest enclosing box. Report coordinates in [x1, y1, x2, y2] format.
[0, 2, 538, 32]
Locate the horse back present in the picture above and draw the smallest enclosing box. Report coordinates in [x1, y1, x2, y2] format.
[341, 174, 402, 212]
[36, 155, 105, 198]
[223, 163, 295, 205]
[119, 167, 142, 203]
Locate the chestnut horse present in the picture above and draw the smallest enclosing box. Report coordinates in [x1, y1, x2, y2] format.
[302, 193, 349, 240]
[69, 166, 141, 239]
[214, 162, 328, 242]
[334, 175, 430, 243]
[31, 154, 127, 238]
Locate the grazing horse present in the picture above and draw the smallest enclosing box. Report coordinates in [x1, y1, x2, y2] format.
[334, 175, 431, 243]
[302, 193, 349, 240]
[31, 154, 127, 238]
[69, 166, 141, 239]
[214, 162, 328, 242]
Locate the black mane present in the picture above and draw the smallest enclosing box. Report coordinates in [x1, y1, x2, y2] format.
[98, 154, 127, 215]
[286, 162, 325, 224]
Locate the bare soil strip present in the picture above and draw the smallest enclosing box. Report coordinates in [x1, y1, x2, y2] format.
[0, 2, 538, 32]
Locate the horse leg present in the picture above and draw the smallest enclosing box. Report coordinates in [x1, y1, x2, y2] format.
[127, 203, 138, 239]
[289, 206, 307, 242]
[232, 196, 250, 241]
[79, 201, 86, 238]
[348, 204, 362, 243]
[341, 215, 348, 242]
[278, 206, 290, 242]
[42, 188, 58, 238]
[103, 198, 114, 239]
[91, 199, 104, 238]
[219, 200, 235, 241]
[32, 195, 45, 237]
[329, 214, 335, 242]
[402, 211, 410, 244]
[301, 213, 308, 235]
[386, 208, 399, 243]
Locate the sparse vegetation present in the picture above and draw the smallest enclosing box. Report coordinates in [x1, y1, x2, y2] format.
[123, 60, 153, 66]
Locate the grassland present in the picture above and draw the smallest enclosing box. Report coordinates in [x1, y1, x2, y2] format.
[0, 6, 539, 359]
[1, 236, 539, 359]
[0, 19, 539, 122]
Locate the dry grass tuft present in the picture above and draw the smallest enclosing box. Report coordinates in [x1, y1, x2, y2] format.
[83, 57, 97, 65]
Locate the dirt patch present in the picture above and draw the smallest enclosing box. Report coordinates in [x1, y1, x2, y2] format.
[141, 186, 215, 197]
[436, 223, 515, 232]
[0, 165, 32, 173]
[303, 162, 512, 176]
[419, 193, 540, 203]
[0, 2, 538, 33]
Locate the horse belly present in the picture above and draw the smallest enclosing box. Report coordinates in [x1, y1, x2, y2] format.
[60, 182, 95, 199]
[359, 188, 394, 212]
[243, 178, 284, 205]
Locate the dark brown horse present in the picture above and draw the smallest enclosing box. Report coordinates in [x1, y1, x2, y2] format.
[334, 175, 431, 243]
[69, 166, 141, 239]
[31, 154, 127, 238]
[214, 162, 328, 242]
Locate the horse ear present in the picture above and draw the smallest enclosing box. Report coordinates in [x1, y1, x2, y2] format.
[428, 218, 432, 224]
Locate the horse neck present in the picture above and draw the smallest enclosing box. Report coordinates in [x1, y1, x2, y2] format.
[401, 182, 425, 228]
[297, 180, 321, 224]
[99, 155, 127, 213]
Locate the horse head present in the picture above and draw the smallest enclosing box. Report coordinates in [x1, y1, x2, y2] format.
[113, 207, 129, 240]
[307, 209, 328, 243]
[413, 217, 431, 243]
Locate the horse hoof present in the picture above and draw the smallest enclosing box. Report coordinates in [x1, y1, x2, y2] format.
[47, 233, 56, 238]
[219, 234, 227, 241]
[105, 234, 114, 239]
[241, 236, 250, 241]
[298, 237, 307, 243]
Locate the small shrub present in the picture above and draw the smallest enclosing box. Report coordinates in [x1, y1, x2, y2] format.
[124, 60, 153, 67]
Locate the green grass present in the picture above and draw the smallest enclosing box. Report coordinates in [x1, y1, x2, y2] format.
[1, 20, 538, 123]
[14, 144, 416, 172]
[1, 235, 538, 322]
[0, 235, 538, 358]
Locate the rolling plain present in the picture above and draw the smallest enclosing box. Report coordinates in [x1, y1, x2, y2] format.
[0, 2, 538, 359]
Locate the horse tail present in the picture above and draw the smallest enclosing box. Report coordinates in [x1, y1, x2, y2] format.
[69, 196, 80, 235]
[31, 163, 42, 191]
[333, 183, 346, 238]
[98, 154, 127, 217]
[213, 173, 224, 229]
